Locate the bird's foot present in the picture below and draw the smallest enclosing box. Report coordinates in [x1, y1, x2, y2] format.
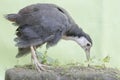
[34, 61, 45, 72]
[30, 46, 51, 72]
[33, 58, 52, 72]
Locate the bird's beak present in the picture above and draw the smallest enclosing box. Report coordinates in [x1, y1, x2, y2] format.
[85, 48, 90, 61]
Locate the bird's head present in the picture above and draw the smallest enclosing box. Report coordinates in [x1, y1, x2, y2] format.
[74, 34, 92, 61]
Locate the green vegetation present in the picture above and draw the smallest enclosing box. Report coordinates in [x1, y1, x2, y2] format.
[14, 55, 111, 70]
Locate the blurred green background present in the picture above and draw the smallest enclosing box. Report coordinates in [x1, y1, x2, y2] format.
[0, 0, 120, 80]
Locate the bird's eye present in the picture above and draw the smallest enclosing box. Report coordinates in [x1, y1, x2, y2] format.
[87, 43, 90, 46]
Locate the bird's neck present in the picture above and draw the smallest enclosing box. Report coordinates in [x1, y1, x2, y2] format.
[65, 24, 85, 37]
[62, 36, 89, 47]
[63, 24, 91, 46]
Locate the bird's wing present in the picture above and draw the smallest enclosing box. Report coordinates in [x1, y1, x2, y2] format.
[16, 25, 39, 39]
[46, 29, 63, 48]
[15, 25, 44, 48]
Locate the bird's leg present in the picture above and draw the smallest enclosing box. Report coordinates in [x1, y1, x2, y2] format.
[30, 46, 45, 72]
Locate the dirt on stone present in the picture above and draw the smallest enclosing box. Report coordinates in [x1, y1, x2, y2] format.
[5, 64, 120, 80]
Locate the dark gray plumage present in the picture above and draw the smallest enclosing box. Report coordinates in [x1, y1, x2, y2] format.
[6, 3, 92, 60]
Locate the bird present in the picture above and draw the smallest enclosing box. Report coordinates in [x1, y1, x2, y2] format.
[5, 3, 92, 71]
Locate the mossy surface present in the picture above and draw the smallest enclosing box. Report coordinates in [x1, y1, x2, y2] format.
[5, 64, 120, 80]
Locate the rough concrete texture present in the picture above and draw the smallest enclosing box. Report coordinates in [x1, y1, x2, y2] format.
[5, 66, 120, 80]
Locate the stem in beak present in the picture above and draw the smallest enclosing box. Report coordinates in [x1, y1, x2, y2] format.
[85, 48, 90, 61]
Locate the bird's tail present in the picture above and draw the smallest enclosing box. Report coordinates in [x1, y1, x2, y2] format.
[5, 14, 21, 22]
[16, 45, 41, 58]
[16, 47, 31, 58]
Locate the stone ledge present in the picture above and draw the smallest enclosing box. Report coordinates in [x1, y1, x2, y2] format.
[5, 66, 120, 80]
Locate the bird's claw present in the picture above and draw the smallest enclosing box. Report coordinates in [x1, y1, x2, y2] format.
[34, 61, 52, 72]
[35, 62, 45, 72]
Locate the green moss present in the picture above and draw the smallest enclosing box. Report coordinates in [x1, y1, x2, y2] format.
[15, 64, 35, 69]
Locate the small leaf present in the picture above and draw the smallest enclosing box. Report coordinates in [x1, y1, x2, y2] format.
[103, 56, 110, 63]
